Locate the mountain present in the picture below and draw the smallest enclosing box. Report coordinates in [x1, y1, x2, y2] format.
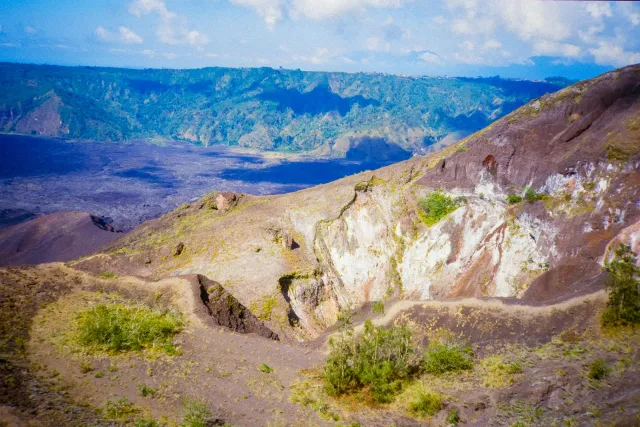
[0, 65, 638, 426]
[0, 62, 565, 158]
[0, 211, 120, 266]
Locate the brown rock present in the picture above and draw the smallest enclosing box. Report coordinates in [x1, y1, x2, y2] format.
[173, 242, 185, 256]
[215, 192, 237, 211]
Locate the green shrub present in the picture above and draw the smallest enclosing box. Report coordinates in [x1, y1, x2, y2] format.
[409, 391, 443, 417]
[507, 194, 523, 204]
[588, 358, 611, 381]
[99, 272, 118, 279]
[324, 320, 413, 403]
[418, 191, 465, 226]
[372, 301, 385, 315]
[524, 187, 546, 203]
[135, 420, 160, 427]
[601, 244, 640, 327]
[446, 408, 460, 425]
[104, 397, 139, 420]
[76, 303, 182, 354]
[259, 363, 273, 374]
[182, 399, 212, 427]
[424, 343, 474, 375]
[138, 384, 156, 397]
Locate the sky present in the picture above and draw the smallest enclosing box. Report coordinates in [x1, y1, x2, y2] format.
[0, 0, 638, 80]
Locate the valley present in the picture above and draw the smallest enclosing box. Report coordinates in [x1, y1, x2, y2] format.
[0, 134, 399, 231]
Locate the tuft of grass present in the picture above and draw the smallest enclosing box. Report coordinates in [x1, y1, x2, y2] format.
[418, 191, 465, 226]
[75, 303, 182, 354]
[507, 194, 523, 204]
[94, 371, 104, 378]
[423, 343, 474, 375]
[99, 272, 118, 279]
[588, 358, 611, 381]
[372, 301, 385, 315]
[446, 408, 460, 425]
[135, 419, 161, 427]
[138, 384, 156, 397]
[104, 397, 139, 420]
[80, 361, 94, 374]
[524, 188, 546, 203]
[182, 398, 212, 427]
[260, 363, 274, 374]
[408, 391, 443, 417]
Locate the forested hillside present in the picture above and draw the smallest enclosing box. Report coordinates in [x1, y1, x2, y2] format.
[0, 63, 565, 156]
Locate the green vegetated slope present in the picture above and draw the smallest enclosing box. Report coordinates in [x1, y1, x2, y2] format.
[0, 62, 565, 155]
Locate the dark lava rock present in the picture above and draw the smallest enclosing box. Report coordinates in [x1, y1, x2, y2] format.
[174, 242, 185, 256]
[196, 275, 279, 340]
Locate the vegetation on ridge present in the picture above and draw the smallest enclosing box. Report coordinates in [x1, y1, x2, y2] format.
[76, 303, 183, 354]
[602, 244, 640, 327]
[418, 191, 466, 225]
[0, 63, 565, 154]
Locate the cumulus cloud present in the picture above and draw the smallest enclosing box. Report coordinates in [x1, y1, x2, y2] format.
[96, 26, 143, 44]
[586, 2, 612, 19]
[129, 0, 175, 21]
[129, 0, 208, 46]
[619, 2, 640, 26]
[419, 51, 442, 65]
[230, 0, 412, 26]
[230, 0, 283, 29]
[589, 41, 640, 67]
[533, 40, 581, 59]
[291, 0, 410, 21]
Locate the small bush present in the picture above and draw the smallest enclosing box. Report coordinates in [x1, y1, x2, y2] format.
[446, 408, 461, 425]
[418, 191, 465, 226]
[80, 361, 94, 374]
[104, 397, 139, 420]
[372, 301, 385, 315]
[588, 358, 611, 381]
[99, 272, 118, 279]
[259, 363, 273, 374]
[601, 244, 640, 327]
[76, 303, 182, 354]
[524, 187, 546, 203]
[94, 371, 104, 378]
[424, 343, 474, 375]
[507, 194, 522, 204]
[182, 399, 212, 427]
[135, 420, 160, 427]
[409, 391, 443, 417]
[138, 384, 156, 397]
[324, 320, 413, 403]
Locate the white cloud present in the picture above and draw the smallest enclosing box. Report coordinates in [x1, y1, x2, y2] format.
[96, 26, 143, 44]
[497, 0, 570, 42]
[619, 2, 640, 25]
[292, 46, 336, 64]
[419, 51, 441, 65]
[130, 0, 208, 46]
[586, 2, 612, 19]
[164, 52, 177, 59]
[24, 26, 36, 34]
[482, 39, 502, 50]
[533, 40, 581, 58]
[157, 24, 209, 46]
[291, 0, 410, 21]
[365, 36, 391, 52]
[578, 24, 604, 44]
[230, 0, 283, 29]
[589, 41, 640, 67]
[119, 27, 143, 44]
[141, 49, 156, 57]
[129, 0, 175, 21]
[205, 52, 219, 58]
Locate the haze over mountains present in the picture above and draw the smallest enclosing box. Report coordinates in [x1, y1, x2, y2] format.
[0, 63, 566, 159]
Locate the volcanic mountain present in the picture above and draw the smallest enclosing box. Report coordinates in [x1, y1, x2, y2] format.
[0, 65, 638, 426]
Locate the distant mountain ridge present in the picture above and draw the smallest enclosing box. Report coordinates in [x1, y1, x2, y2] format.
[0, 62, 566, 157]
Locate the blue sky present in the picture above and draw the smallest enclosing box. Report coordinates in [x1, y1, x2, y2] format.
[0, 0, 638, 79]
